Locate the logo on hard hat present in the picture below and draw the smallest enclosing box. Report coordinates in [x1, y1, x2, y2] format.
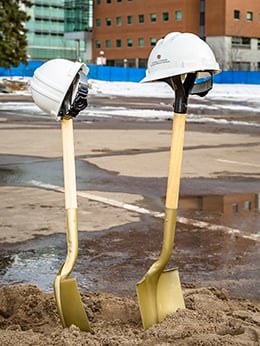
[151, 57, 170, 67]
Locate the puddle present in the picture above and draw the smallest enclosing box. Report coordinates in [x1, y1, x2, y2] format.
[0, 154, 166, 211]
[0, 217, 259, 300]
[0, 155, 259, 300]
[179, 192, 260, 238]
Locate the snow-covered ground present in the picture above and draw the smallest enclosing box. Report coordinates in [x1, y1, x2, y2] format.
[89, 79, 260, 102]
[1, 75, 260, 101]
[87, 80, 260, 127]
[0, 77, 260, 126]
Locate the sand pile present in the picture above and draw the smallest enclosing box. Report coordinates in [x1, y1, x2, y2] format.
[0, 284, 259, 345]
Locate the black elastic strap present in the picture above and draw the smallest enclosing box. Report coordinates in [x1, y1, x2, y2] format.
[163, 73, 196, 113]
[59, 70, 88, 119]
[163, 72, 213, 113]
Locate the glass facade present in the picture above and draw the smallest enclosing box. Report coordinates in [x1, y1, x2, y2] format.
[25, 0, 93, 61]
[64, 0, 93, 32]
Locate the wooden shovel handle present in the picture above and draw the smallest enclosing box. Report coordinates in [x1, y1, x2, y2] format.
[165, 113, 186, 209]
[61, 119, 77, 209]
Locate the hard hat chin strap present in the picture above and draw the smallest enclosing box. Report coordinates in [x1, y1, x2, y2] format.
[163, 72, 213, 113]
[164, 73, 195, 113]
[59, 70, 88, 119]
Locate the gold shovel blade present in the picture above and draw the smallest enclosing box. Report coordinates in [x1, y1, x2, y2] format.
[136, 273, 159, 330]
[157, 268, 185, 323]
[136, 268, 185, 330]
[59, 277, 92, 332]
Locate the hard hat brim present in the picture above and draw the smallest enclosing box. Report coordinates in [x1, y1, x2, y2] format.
[141, 67, 221, 83]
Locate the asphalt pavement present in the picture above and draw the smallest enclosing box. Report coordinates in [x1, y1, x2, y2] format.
[0, 94, 259, 300]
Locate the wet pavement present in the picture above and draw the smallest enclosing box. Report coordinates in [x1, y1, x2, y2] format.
[0, 95, 259, 301]
[0, 152, 259, 300]
[0, 214, 259, 300]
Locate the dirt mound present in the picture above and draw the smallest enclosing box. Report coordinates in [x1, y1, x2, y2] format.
[0, 284, 259, 345]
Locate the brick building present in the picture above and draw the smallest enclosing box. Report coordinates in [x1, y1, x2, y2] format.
[179, 193, 259, 217]
[93, 0, 260, 70]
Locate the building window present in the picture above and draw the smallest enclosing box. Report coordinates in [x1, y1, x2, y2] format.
[105, 40, 111, 48]
[96, 0, 101, 5]
[175, 10, 182, 21]
[244, 201, 251, 210]
[127, 39, 133, 47]
[106, 0, 111, 3]
[257, 62, 260, 71]
[96, 40, 101, 49]
[232, 36, 251, 48]
[96, 18, 101, 27]
[163, 12, 169, 21]
[117, 0, 122, 2]
[139, 14, 144, 23]
[150, 13, 157, 23]
[246, 11, 253, 21]
[234, 10, 240, 20]
[232, 203, 238, 213]
[106, 17, 111, 26]
[127, 15, 133, 24]
[36, 17, 49, 22]
[116, 16, 122, 25]
[232, 36, 240, 46]
[150, 37, 157, 46]
[232, 61, 250, 71]
[138, 37, 144, 47]
[116, 39, 121, 48]
[242, 62, 250, 71]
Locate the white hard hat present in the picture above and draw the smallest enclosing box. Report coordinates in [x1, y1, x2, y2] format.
[141, 32, 220, 83]
[31, 58, 89, 120]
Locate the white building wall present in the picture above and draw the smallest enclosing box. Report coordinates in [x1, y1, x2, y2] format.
[206, 36, 230, 70]
[206, 36, 260, 71]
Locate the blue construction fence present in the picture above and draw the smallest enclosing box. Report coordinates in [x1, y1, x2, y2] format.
[1, 60, 260, 84]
